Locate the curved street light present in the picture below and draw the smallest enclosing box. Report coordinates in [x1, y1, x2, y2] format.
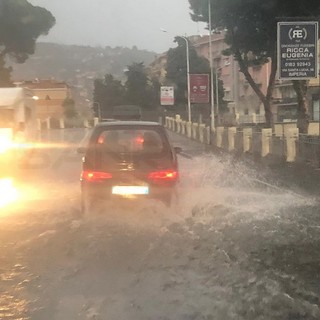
[161, 29, 191, 122]
[208, 0, 215, 132]
[177, 36, 192, 123]
[215, 65, 223, 125]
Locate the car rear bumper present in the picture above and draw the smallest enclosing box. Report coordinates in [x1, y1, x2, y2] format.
[81, 181, 176, 206]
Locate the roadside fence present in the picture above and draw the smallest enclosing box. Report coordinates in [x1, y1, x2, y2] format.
[164, 115, 320, 167]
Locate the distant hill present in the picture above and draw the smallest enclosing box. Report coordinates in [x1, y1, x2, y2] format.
[9, 43, 157, 114]
[11, 42, 157, 83]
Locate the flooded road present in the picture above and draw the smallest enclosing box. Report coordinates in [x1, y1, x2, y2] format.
[0, 128, 319, 319]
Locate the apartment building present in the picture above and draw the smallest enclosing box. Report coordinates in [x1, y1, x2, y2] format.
[149, 33, 319, 124]
[192, 33, 272, 122]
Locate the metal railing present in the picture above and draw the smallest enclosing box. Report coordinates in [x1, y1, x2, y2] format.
[296, 134, 320, 166]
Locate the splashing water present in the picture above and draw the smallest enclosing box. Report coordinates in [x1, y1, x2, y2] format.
[175, 154, 314, 223]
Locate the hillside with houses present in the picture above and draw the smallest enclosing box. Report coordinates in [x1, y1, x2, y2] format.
[9, 42, 157, 111]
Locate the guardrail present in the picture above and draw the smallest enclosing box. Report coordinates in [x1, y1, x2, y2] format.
[164, 115, 320, 166]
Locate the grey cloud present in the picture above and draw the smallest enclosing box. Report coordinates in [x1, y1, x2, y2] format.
[28, 0, 206, 52]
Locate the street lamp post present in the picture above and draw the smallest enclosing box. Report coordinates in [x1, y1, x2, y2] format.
[161, 29, 191, 123]
[208, 0, 215, 132]
[178, 36, 192, 123]
[215, 65, 222, 125]
[318, 70, 320, 168]
[318, 70, 320, 135]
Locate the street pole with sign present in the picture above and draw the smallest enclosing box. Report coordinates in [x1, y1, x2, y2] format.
[161, 29, 191, 122]
[215, 66, 222, 125]
[208, 0, 215, 132]
[178, 36, 192, 123]
[318, 80, 320, 168]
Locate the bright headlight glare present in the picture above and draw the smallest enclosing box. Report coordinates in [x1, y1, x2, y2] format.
[0, 179, 19, 208]
[0, 138, 12, 153]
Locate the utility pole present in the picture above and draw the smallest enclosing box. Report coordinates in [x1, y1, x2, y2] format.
[179, 36, 192, 123]
[160, 29, 192, 123]
[208, 0, 215, 132]
[216, 66, 220, 125]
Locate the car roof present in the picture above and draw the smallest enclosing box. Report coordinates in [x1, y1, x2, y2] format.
[95, 121, 162, 128]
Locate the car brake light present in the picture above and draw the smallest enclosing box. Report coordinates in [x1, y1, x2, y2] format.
[135, 136, 144, 144]
[148, 170, 178, 181]
[81, 171, 112, 182]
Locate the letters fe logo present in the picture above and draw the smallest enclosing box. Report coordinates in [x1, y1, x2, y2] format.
[289, 27, 307, 41]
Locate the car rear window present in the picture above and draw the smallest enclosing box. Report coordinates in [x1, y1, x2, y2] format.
[95, 129, 165, 154]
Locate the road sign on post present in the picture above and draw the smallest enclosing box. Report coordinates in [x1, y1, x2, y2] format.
[189, 74, 209, 104]
[160, 86, 174, 106]
[278, 21, 318, 80]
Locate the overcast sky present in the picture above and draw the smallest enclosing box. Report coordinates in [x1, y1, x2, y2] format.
[28, 0, 207, 53]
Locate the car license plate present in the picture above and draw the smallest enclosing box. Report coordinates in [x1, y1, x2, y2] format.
[112, 186, 149, 195]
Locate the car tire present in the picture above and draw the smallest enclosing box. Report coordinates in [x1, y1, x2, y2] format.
[169, 189, 179, 212]
[162, 189, 179, 210]
[81, 191, 95, 216]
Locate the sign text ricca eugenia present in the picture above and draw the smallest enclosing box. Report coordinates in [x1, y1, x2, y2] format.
[278, 22, 318, 80]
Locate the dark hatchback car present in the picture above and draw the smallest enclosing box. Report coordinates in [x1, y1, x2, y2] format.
[79, 121, 180, 214]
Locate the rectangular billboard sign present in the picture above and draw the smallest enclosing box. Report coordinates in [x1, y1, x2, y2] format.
[278, 21, 318, 80]
[160, 86, 174, 106]
[190, 74, 209, 104]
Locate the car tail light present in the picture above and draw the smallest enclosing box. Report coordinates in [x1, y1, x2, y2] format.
[135, 136, 144, 145]
[81, 171, 112, 182]
[148, 170, 178, 182]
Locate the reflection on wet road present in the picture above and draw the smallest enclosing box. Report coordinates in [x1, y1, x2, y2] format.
[0, 128, 319, 320]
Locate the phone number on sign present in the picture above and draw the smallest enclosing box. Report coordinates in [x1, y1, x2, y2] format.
[285, 62, 312, 67]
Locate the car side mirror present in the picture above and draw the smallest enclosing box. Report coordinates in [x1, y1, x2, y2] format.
[77, 147, 86, 154]
[174, 146, 182, 154]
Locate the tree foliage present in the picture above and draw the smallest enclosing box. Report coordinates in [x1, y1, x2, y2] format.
[93, 74, 126, 117]
[166, 37, 209, 104]
[125, 62, 150, 107]
[189, 0, 320, 131]
[124, 62, 160, 108]
[0, 0, 55, 85]
[0, 56, 13, 87]
[62, 97, 77, 119]
[166, 37, 226, 111]
[93, 63, 159, 117]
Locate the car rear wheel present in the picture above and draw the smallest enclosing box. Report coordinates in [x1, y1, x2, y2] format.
[81, 191, 96, 216]
[162, 189, 179, 210]
[169, 189, 179, 212]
